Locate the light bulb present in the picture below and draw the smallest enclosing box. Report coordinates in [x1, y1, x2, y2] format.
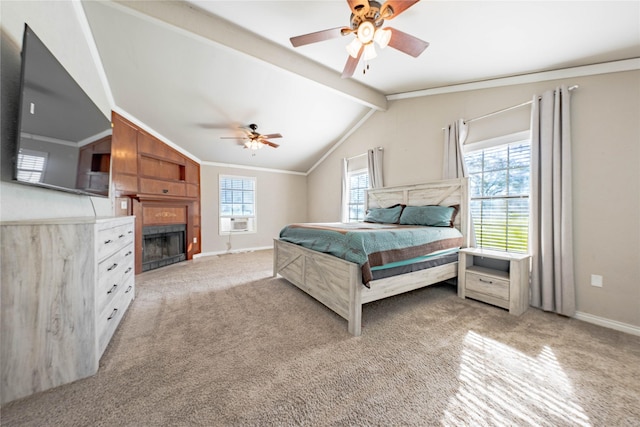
[363, 43, 377, 61]
[357, 21, 375, 44]
[374, 28, 391, 49]
[346, 38, 363, 58]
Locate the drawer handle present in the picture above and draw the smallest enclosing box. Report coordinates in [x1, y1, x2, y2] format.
[104, 239, 113, 244]
[107, 284, 118, 294]
[125, 285, 133, 293]
[128, 230, 133, 234]
[162, 189, 169, 194]
[479, 278, 494, 284]
[107, 263, 118, 271]
[107, 308, 118, 320]
[118, 234, 125, 238]
[125, 267, 132, 274]
[125, 251, 132, 257]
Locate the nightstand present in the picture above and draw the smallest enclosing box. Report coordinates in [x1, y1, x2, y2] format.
[458, 248, 531, 315]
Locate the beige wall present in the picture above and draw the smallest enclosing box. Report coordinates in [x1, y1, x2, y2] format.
[308, 71, 640, 329]
[199, 165, 307, 255]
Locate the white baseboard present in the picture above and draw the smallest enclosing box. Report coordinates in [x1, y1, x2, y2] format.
[574, 311, 640, 337]
[193, 246, 272, 259]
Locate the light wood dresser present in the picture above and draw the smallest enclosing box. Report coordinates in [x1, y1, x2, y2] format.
[0, 216, 135, 404]
[458, 247, 531, 315]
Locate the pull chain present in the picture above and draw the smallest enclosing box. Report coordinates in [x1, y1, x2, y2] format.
[362, 61, 370, 75]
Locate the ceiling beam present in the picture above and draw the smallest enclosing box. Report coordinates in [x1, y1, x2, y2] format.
[112, 0, 388, 111]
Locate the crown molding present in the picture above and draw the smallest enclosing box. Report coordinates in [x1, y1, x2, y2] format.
[387, 58, 640, 101]
[201, 161, 306, 176]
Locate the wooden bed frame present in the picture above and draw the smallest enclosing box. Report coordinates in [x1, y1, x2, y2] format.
[273, 178, 469, 336]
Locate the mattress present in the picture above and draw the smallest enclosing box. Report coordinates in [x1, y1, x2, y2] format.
[279, 222, 463, 285]
[370, 248, 459, 281]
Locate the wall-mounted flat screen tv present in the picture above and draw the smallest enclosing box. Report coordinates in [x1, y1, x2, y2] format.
[13, 24, 112, 197]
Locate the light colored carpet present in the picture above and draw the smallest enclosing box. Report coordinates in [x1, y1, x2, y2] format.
[2, 249, 639, 426]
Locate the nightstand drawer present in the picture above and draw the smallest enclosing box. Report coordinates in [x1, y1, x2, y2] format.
[465, 271, 509, 300]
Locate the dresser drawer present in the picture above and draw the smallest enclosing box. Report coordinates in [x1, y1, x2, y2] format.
[465, 271, 509, 300]
[97, 277, 135, 356]
[97, 222, 134, 261]
[96, 243, 134, 314]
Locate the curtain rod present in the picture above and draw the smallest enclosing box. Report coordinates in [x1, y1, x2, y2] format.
[346, 147, 383, 161]
[464, 85, 579, 124]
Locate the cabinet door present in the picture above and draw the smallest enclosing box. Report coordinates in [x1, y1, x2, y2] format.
[185, 160, 200, 184]
[111, 115, 139, 176]
[137, 132, 184, 163]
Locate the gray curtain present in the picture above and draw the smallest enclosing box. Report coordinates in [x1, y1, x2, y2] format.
[529, 85, 576, 316]
[340, 157, 349, 222]
[443, 119, 474, 246]
[443, 118, 469, 179]
[367, 148, 383, 189]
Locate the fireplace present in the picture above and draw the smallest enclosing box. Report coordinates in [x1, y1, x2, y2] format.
[142, 224, 186, 272]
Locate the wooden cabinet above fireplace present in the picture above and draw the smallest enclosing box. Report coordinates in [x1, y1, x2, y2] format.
[111, 112, 201, 273]
[111, 112, 200, 201]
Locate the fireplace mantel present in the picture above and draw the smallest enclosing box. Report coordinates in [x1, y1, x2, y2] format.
[130, 198, 199, 274]
[132, 193, 196, 203]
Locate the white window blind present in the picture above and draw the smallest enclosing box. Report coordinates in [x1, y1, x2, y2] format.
[465, 140, 530, 253]
[347, 171, 369, 222]
[17, 149, 47, 183]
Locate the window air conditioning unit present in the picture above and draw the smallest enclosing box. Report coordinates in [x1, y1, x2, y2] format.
[231, 218, 249, 231]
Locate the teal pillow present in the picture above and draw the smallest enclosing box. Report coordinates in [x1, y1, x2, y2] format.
[399, 205, 458, 227]
[364, 204, 404, 224]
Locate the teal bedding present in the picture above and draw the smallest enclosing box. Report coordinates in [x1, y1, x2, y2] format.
[279, 222, 463, 285]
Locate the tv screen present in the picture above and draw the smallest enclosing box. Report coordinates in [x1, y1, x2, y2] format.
[13, 24, 112, 197]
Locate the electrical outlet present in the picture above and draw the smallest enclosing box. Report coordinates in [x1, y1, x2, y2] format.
[591, 274, 603, 287]
[120, 200, 127, 210]
[193, 237, 197, 244]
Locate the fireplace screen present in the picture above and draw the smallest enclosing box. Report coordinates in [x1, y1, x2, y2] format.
[142, 224, 186, 272]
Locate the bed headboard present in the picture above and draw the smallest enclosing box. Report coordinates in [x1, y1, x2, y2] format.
[366, 178, 470, 248]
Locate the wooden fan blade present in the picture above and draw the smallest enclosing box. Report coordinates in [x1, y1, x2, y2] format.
[262, 140, 280, 148]
[386, 27, 429, 57]
[347, 0, 370, 16]
[220, 136, 248, 140]
[380, 0, 420, 20]
[260, 133, 282, 139]
[290, 27, 348, 47]
[341, 45, 363, 78]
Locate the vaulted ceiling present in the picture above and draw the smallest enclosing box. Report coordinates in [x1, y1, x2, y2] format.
[81, 1, 640, 173]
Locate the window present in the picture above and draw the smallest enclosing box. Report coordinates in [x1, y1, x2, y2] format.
[17, 149, 47, 183]
[219, 175, 256, 234]
[465, 133, 531, 253]
[347, 170, 369, 222]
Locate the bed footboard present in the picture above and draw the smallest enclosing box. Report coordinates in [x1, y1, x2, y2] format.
[274, 239, 458, 337]
[274, 239, 364, 335]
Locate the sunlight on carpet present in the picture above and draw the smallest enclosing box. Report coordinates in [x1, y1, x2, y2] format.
[442, 331, 591, 426]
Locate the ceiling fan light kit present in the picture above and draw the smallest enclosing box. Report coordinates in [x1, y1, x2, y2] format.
[245, 140, 263, 150]
[290, 0, 428, 78]
[220, 123, 282, 153]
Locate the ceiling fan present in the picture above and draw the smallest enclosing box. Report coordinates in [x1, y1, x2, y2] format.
[290, 0, 429, 78]
[220, 124, 282, 150]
